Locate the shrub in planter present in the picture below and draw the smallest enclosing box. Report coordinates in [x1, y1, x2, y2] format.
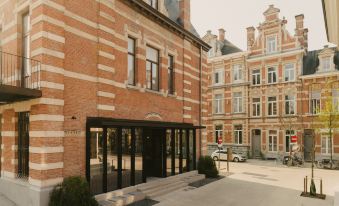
[49, 176, 98, 206]
[198, 156, 219, 178]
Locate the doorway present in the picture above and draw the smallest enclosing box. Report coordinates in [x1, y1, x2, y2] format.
[304, 129, 314, 162]
[252, 129, 261, 158]
[143, 129, 164, 178]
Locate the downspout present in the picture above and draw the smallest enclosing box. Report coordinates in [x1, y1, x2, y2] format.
[199, 46, 203, 157]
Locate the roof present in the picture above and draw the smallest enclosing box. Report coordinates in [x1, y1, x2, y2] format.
[125, 0, 211, 51]
[220, 39, 243, 55]
[164, 0, 200, 37]
[303, 48, 339, 75]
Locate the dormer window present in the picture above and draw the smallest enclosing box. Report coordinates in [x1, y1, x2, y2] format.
[266, 36, 277, 54]
[147, 0, 158, 9]
[322, 57, 331, 71]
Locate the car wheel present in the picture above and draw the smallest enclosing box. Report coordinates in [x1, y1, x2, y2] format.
[233, 157, 239, 162]
[213, 156, 218, 161]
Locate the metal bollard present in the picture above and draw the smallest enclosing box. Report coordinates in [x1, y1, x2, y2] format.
[320, 179, 323, 195]
[305, 176, 308, 193]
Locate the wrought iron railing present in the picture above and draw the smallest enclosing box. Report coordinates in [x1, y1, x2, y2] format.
[0, 50, 41, 90]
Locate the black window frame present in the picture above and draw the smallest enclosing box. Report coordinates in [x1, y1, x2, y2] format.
[146, 45, 160, 91]
[148, 0, 159, 10]
[168, 55, 175, 95]
[128, 37, 136, 86]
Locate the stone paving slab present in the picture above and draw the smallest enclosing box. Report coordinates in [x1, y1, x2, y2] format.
[0, 194, 16, 206]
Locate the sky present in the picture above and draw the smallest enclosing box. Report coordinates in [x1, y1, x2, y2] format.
[191, 0, 332, 51]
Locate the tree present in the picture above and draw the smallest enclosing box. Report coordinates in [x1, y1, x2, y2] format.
[314, 84, 339, 169]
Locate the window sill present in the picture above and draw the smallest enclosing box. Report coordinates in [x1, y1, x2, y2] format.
[145, 88, 164, 96]
[213, 113, 225, 115]
[232, 112, 246, 115]
[126, 84, 141, 91]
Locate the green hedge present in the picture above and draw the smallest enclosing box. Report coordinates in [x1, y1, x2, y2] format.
[198, 156, 219, 178]
[49, 176, 98, 206]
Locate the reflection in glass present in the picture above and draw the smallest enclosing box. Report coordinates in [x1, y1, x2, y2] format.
[90, 128, 103, 195]
[182, 130, 187, 172]
[175, 129, 180, 174]
[135, 128, 143, 184]
[107, 128, 118, 191]
[166, 129, 172, 176]
[122, 129, 132, 188]
[189, 130, 194, 171]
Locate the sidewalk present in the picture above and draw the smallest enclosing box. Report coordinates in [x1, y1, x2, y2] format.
[0, 194, 16, 206]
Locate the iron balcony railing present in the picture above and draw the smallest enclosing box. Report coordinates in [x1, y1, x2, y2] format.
[0, 50, 41, 90]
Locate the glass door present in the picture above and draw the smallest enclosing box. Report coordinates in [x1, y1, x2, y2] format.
[89, 128, 103, 195]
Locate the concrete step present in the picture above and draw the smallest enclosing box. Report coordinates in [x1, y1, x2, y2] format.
[99, 191, 145, 206]
[140, 179, 186, 194]
[182, 174, 205, 184]
[146, 182, 188, 199]
[96, 186, 138, 202]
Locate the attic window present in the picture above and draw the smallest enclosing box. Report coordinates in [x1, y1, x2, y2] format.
[322, 57, 331, 71]
[266, 36, 277, 54]
[147, 0, 158, 10]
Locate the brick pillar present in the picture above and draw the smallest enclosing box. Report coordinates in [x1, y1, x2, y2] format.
[1, 109, 17, 178]
[28, 0, 66, 188]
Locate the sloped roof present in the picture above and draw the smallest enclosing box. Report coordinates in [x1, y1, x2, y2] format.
[164, 0, 200, 37]
[220, 39, 243, 55]
[303, 48, 339, 75]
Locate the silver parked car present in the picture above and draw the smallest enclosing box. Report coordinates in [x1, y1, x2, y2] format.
[211, 150, 247, 162]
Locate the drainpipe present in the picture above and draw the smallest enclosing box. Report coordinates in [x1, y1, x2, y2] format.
[199, 46, 203, 157]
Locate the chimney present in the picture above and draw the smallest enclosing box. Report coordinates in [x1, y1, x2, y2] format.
[246, 26, 255, 50]
[179, 0, 191, 30]
[295, 14, 307, 49]
[218, 28, 225, 41]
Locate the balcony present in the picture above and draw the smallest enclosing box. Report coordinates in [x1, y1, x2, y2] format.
[0, 51, 42, 105]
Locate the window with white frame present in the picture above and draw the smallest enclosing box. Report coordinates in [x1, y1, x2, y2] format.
[285, 130, 295, 152]
[232, 64, 243, 82]
[252, 69, 261, 85]
[23, 13, 31, 78]
[233, 92, 243, 113]
[333, 89, 339, 111]
[268, 96, 277, 116]
[234, 125, 243, 145]
[285, 94, 296, 115]
[284, 63, 295, 82]
[268, 130, 278, 152]
[214, 94, 223, 114]
[215, 125, 223, 143]
[214, 69, 223, 85]
[321, 135, 332, 155]
[310, 91, 321, 114]
[267, 67, 277, 84]
[322, 57, 331, 71]
[252, 98, 261, 117]
[266, 36, 277, 53]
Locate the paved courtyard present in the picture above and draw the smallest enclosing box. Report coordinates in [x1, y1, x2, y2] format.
[156, 160, 338, 206]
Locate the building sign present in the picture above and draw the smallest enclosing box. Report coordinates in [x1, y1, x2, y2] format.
[291, 135, 298, 143]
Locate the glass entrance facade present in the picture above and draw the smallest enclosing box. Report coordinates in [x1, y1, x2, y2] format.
[86, 118, 198, 195]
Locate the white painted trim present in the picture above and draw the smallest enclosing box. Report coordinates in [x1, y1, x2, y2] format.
[29, 177, 63, 188]
[1, 33, 18, 45]
[1, 131, 16, 137]
[65, 26, 97, 42]
[29, 162, 63, 170]
[98, 64, 115, 73]
[11, 145, 18, 151]
[97, 91, 116, 99]
[99, 51, 115, 60]
[31, 48, 65, 59]
[2, 171, 16, 178]
[29, 146, 64, 154]
[183, 114, 192, 119]
[39, 98, 64, 106]
[30, 115, 64, 122]
[40, 81, 64, 90]
[29, 131, 64, 138]
[31, 0, 65, 12]
[99, 11, 115, 23]
[31, 14, 65, 28]
[97, 104, 115, 111]
[31, 31, 65, 44]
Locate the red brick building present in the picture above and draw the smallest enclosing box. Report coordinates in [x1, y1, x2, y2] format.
[0, 0, 209, 205]
[205, 5, 339, 162]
